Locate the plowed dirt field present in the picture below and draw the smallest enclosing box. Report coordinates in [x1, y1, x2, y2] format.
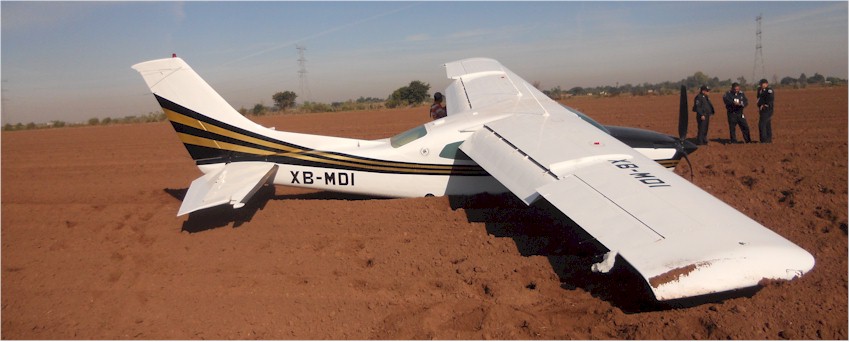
[2, 86, 846, 339]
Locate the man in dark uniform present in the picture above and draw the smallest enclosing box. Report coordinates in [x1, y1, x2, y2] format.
[692, 85, 715, 145]
[757, 79, 775, 143]
[722, 82, 752, 143]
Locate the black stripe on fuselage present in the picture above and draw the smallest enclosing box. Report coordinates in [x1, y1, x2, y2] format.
[170, 121, 286, 154]
[157, 95, 301, 150]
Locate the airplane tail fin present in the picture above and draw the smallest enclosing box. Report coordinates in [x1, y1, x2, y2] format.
[132, 56, 275, 163]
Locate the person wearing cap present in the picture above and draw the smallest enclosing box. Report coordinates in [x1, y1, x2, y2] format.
[756, 79, 775, 143]
[722, 82, 752, 144]
[692, 85, 715, 145]
[430, 92, 447, 120]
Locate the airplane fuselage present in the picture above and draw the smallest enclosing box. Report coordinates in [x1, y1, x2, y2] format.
[193, 108, 693, 199]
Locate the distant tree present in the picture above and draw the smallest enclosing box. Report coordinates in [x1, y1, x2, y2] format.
[780, 76, 797, 86]
[52, 120, 65, 128]
[531, 81, 542, 90]
[252, 103, 266, 115]
[238, 107, 248, 116]
[798, 73, 808, 88]
[386, 81, 430, 108]
[386, 89, 406, 108]
[826, 76, 847, 85]
[807, 73, 825, 85]
[3, 123, 13, 131]
[406, 81, 430, 104]
[101, 117, 112, 125]
[356, 96, 383, 103]
[300, 101, 333, 113]
[143, 111, 165, 122]
[273, 91, 298, 110]
[543, 86, 564, 100]
[736, 76, 748, 87]
[88, 117, 100, 126]
[684, 71, 711, 89]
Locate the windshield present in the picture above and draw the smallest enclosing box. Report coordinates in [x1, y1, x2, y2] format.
[562, 105, 611, 135]
[390, 125, 427, 148]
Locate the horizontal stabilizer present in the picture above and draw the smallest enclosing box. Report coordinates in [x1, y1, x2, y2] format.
[178, 162, 278, 216]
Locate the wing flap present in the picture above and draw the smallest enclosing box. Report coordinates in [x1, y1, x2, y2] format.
[536, 176, 663, 251]
[459, 124, 556, 204]
[178, 162, 278, 216]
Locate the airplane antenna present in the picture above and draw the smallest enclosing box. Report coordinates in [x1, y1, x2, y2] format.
[296, 44, 312, 102]
[752, 14, 766, 85]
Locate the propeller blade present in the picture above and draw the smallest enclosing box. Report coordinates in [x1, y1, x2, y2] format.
[674, 140, 695, 181]
[678, 85, 688, 140]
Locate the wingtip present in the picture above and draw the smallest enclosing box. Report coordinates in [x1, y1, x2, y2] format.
[647, 245, 816, 301]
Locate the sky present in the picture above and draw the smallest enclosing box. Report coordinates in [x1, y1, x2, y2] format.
[1, 1, 847, 124]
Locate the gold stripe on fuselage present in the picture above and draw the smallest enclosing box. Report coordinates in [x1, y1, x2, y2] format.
[175, 132, 462, 175]
[165, 109, 302, 153]
[177, 133, 277, 156]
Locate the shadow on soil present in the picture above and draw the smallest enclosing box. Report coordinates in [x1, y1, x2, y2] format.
[162, 187, 757, 310]
[709, 138, 763, 145]
[448, 193, 759, 314]
[163, 186, 383, 233]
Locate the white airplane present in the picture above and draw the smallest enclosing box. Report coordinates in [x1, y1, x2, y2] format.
[132, 56, 814, 301]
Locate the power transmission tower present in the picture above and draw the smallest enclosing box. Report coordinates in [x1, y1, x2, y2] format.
[296, 44, 312, 102]
[753, 14, 766, 84]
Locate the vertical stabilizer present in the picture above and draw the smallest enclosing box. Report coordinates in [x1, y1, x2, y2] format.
[131, 57, 255, 129]
[132, 56, 279, 162]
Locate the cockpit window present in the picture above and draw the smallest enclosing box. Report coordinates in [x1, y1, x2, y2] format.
[562, 105, 611, 135]
[390, 125, 427, 148]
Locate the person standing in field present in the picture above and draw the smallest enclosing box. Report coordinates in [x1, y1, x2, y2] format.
[756, 79, 775, 143]
[430, 92, 447, 120]
[722, 82, 752, 144]
[692, 85, 715, 145]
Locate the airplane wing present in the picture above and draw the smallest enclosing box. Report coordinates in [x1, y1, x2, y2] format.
[178, 162, 278, 216]
[448, 58, 814, 301]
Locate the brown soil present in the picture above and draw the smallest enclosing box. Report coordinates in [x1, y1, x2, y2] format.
[2, 86, 846, 339]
